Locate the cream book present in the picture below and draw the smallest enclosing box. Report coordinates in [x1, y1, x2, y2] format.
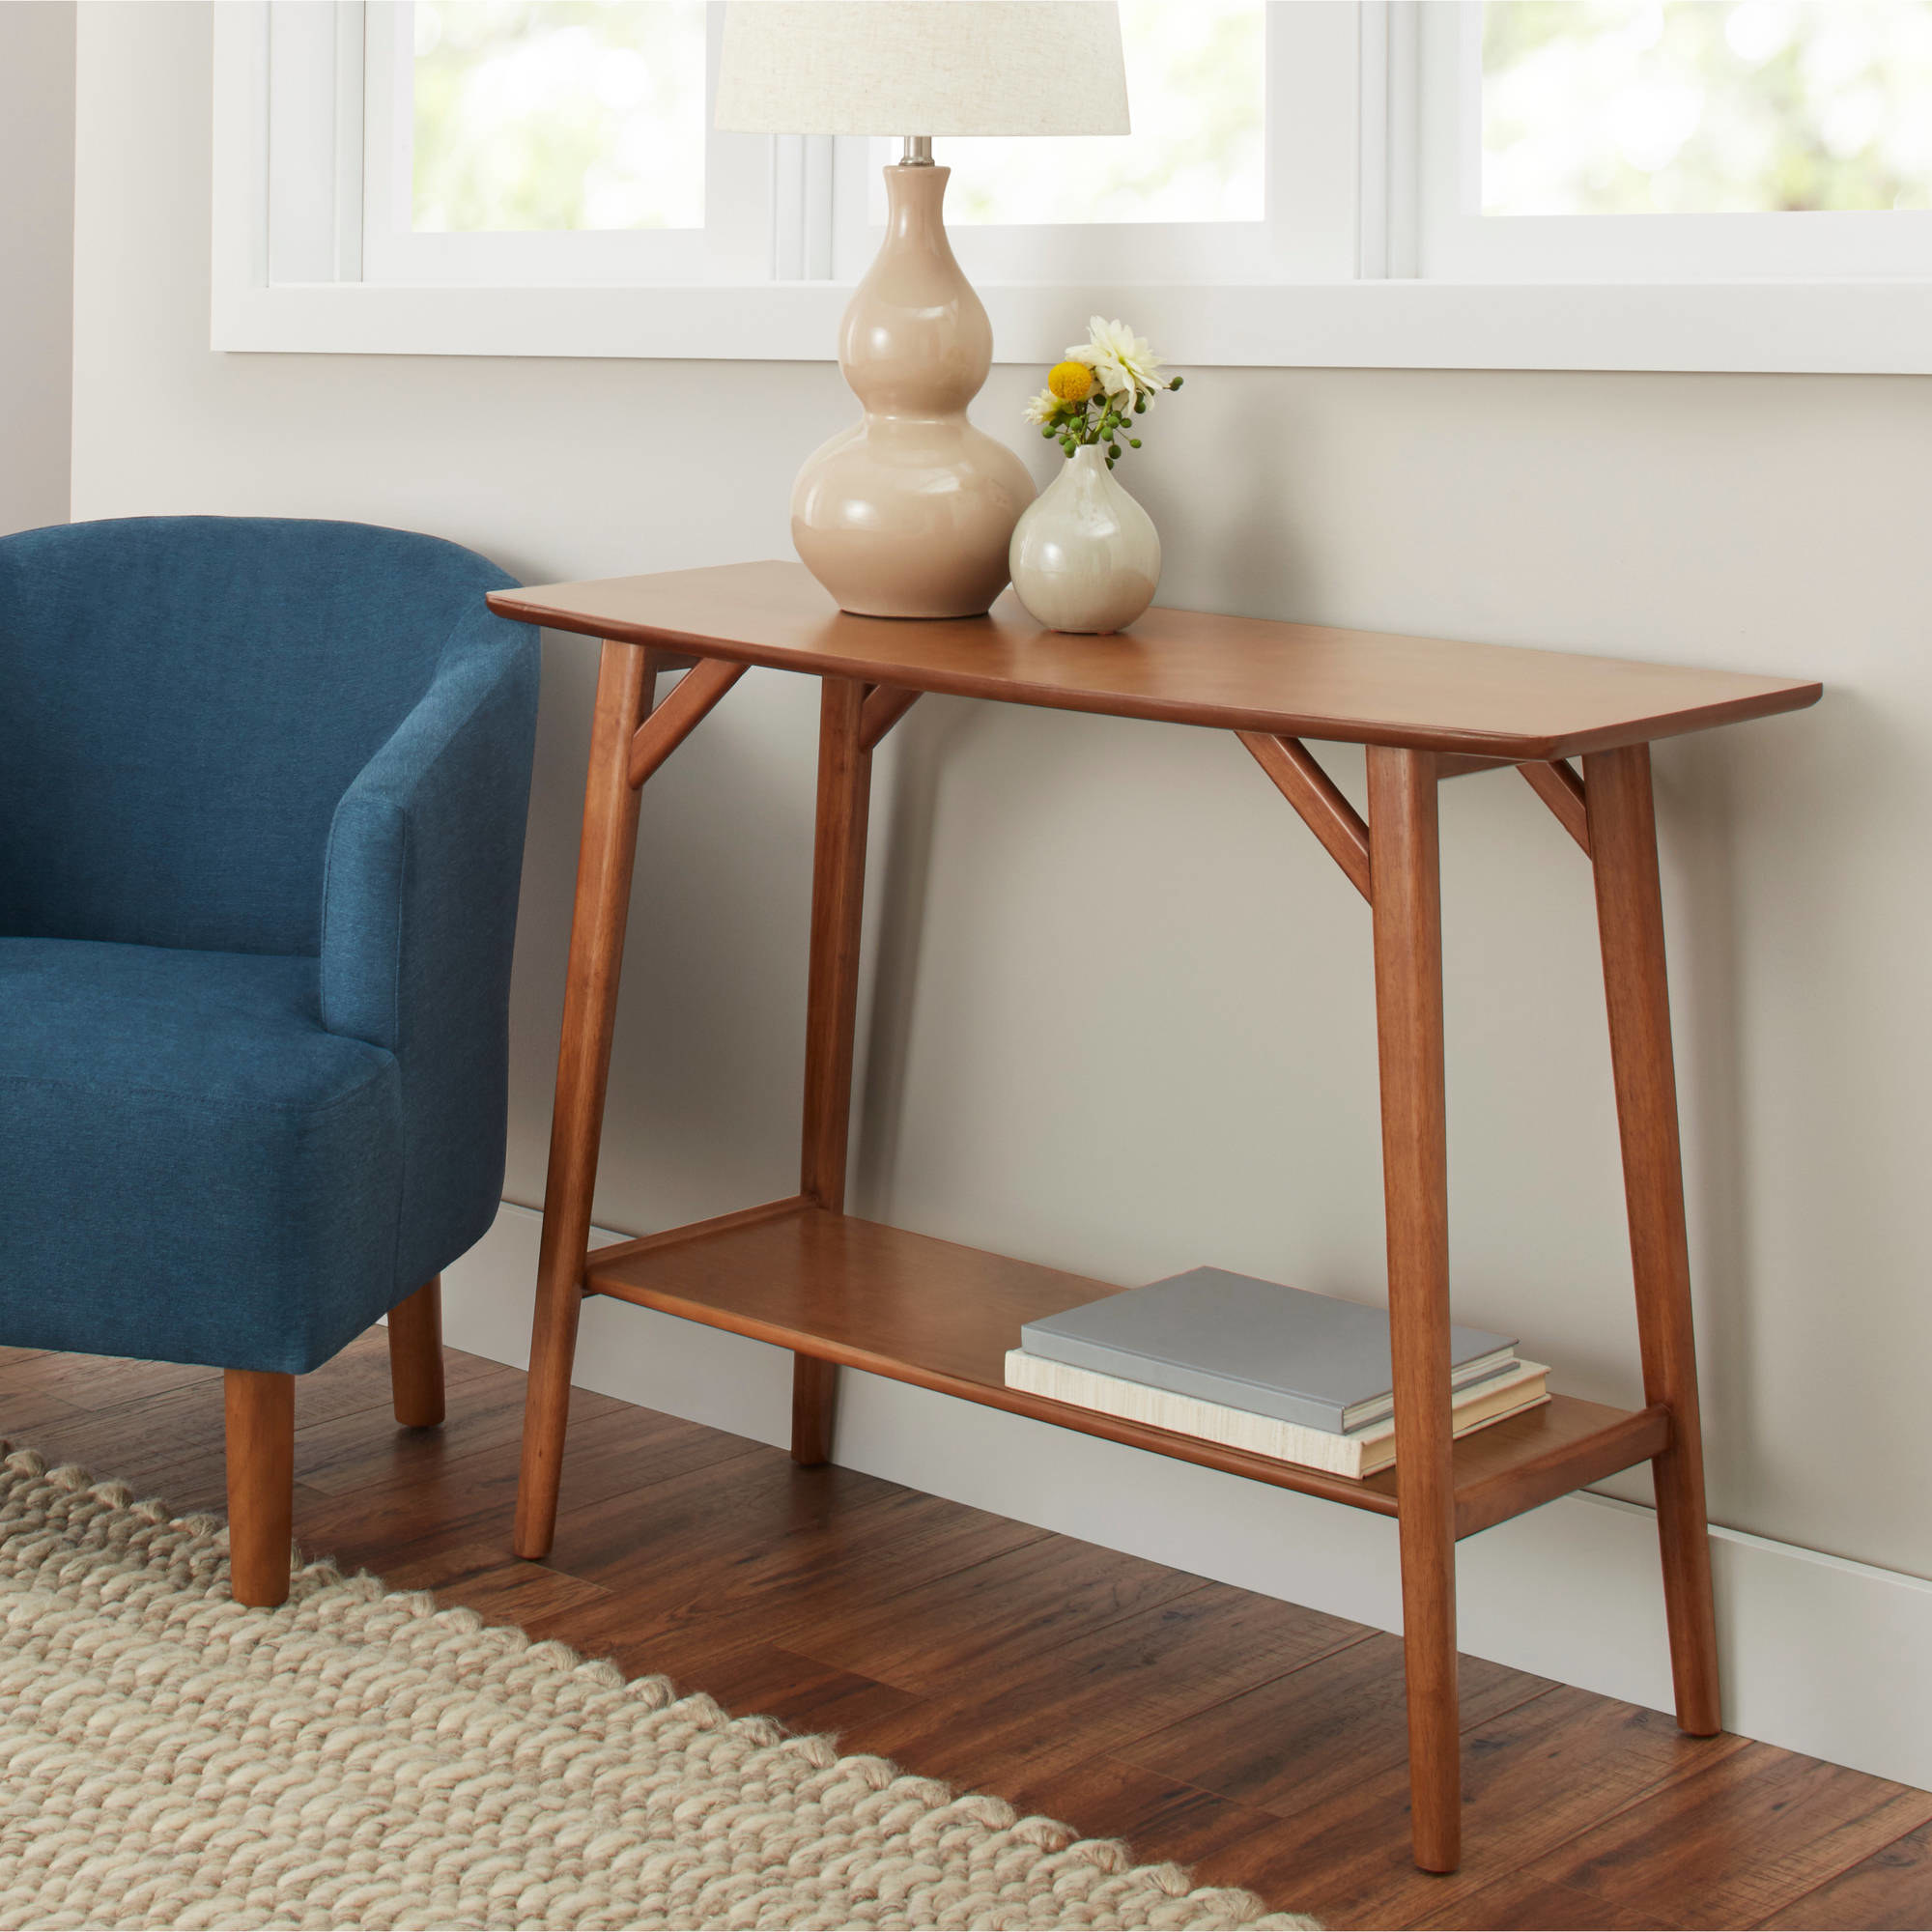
[1004, 1351, 1550, 1479]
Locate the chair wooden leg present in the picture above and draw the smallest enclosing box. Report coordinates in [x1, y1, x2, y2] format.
[1367, 745, 1463, 1875]
[515, 641, 660, 1560]
[387, 1276, 444, 1428]
[1584, 743, 1722, 1736]
[225, 1368, 294, 1608]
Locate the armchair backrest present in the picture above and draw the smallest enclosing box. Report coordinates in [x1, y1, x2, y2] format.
[0, 516, 520, 954]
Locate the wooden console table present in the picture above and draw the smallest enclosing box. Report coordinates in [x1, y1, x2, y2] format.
[487, 561, 1820, 1874]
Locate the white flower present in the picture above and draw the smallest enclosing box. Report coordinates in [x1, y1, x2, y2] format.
[1067, 315, 1166, 402]
[1022, 387, 1061, 426]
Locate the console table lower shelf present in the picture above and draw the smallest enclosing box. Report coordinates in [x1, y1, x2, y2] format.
[583, 1198, 1670, 1542]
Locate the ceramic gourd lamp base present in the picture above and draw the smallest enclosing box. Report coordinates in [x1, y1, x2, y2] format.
[791, 165, 1035, 620]
[1009, 443, 1161, 635]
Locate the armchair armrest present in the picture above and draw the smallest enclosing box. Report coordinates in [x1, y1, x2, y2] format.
[320, 603, 539, 1057]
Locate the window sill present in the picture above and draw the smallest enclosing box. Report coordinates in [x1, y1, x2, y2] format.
[210, 277, 1932, 376]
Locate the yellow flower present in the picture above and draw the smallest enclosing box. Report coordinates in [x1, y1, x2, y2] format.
[1047, 359, 1095, 404]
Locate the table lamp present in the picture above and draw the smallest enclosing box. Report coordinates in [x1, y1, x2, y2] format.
[716, 1, 1129, 620]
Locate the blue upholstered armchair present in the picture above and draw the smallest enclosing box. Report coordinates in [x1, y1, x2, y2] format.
[0, 517, 539, 1605]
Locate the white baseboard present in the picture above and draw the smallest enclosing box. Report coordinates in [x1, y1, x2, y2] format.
[445, 1201, 1932, 1793]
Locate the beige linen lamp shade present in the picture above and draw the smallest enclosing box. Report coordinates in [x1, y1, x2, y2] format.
[715, 3, 1129, 138]
[716, 2, 1128, 620]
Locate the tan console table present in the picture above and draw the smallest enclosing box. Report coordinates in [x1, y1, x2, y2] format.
[486, 561, 1820, 1874]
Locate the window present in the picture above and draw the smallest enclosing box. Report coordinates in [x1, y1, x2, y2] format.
[351, 0, 1311, 287]
[214, 0, 1932, 372]
[1480, 2, 1932, 217]
[831, 0, 1353, 285]
[1409, 0, 1932, 278]
[888, 0, 1267, 228]
[845, 0, 1273, 284]
[412, 2, 708, 233]
[359, 1, 768, 284]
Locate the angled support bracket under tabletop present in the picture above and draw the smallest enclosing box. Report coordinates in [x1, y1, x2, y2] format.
[629, 655, 747, 785]
[1236, 731, 1374, 902]
[1438, 753, 1593, 857]
[1520, 757, 1591, 855]
[1413, 748, 1596, 857]
[860, 683, 922, 751]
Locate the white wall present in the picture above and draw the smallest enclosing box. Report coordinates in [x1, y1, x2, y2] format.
[0, 2, 74, 536]
[69, 3, 1932, 1772]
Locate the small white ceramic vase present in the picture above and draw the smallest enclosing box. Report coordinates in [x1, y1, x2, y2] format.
[1008, 444, 1162, 635]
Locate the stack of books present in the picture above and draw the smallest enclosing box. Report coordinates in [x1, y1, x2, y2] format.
[1004, 1267, 1548, 1478]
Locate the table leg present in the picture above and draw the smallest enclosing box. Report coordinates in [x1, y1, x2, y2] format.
[514, 640, 660, 1560]
[1583, 743, 1721, 1736]
[1368, 745, 1462, 1875]
[794, 675, 873, 1463]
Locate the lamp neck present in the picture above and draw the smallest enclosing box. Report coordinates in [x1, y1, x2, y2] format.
[897, 134, 934, 166]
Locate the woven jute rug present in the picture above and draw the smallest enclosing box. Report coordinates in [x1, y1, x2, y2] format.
[0, 1450, 1312, 1931]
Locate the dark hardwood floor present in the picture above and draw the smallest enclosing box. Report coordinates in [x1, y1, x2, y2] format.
[1, 1329, 1925, 1931]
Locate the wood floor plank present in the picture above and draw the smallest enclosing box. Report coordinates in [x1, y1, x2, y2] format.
[605, 1636, 923, 1743]
[379, 1541, 617, 1629]
[8, 1378, 236, 1503]
[1185, 1688, 1747, 1929]
[1423, 1876, 1672, 1928]
[984, 1759, 1320, 1931]
[1724, 1780, 1932, 1930]
[1002, 1755, 1311, 1871]
[296, 1410, 764, 1578]
[1113, 1632, 1551, 1822]
[546, 1402, 781, 1502]
[806, 1584, 1377, 1792]
[397, 1546, 930, 1749]
[557, 1480, 1057, 1669]
[0, 1389, 90, 1443]
[777, 1531, 1209, 1694]
[0, 1351, 220, 1414]
[1435, 1742, 1932, 1930]
[293, 1362, 625, 1496]
[291, 1327, 501, 1429]
[1757, 1813, 1932, 1929]
[543, 1446, 905, 1602]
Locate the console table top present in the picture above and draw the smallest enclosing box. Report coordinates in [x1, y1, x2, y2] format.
[490, 559, 1820, 761]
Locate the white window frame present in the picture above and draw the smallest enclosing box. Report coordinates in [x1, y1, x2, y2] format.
[830, 6, 1360, 288]
[211, 0, 1932, 374]
[358, 2, 772, 287]
[1413, 1, 1932, 283]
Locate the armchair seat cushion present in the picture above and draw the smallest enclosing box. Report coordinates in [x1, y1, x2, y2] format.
[0, 937, 404, 1374]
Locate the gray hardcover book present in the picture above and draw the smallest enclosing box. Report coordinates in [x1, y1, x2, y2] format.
[1020, 1268, 1517, 1435]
